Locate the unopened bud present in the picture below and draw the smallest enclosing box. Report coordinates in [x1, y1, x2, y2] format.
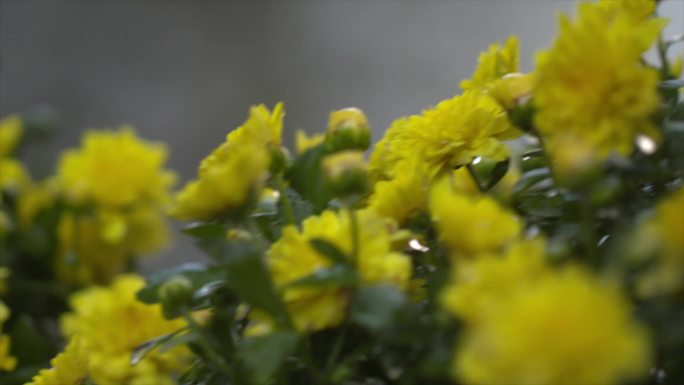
[269, 146, 291, 175]
[322, 151, 369, 199]
[489, 73, 534, 110]
[325, 108, 371, 152]
[159, 276, 194, 318]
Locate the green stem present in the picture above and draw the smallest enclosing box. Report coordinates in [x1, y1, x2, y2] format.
[300, 339, 323, 383]
[580, 198, 598, 262]
[276, 174, 296, 225]
[349, 208, 360, 265]
[183, 312, 232, 372]
[531, 128, 560, 188]
[657, 33, 671, 79]
[324, 327, 347, 380]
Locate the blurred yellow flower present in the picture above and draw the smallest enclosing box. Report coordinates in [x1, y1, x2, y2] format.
[441, 238, 549, 324]
[60, 274, 190, 385]
[534, 1, 666, 157]
[56, 207, 170, 285]
[367, 156, 429, 225]
[430, 177, 521, 257]
[632, 187, 684, 296]
[0, 115, 23, 158]
[456, 269, 651, 385]
[0, 158, 31, 193]
[16, 182, 56, 228]
[57, 127, 176, 208]
[262, 209, 411, 332]
[173, 104, 283, 221]
[369, 91, 519, 180]
[0, 301, 17, 372]
[26, 336, 90, 385]
[295, 129, 324, 154]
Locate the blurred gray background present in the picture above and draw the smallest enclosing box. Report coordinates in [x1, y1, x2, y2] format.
[1, 0, 682, 267]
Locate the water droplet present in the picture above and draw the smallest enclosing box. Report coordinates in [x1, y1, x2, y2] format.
[408, 239, 429, 252]
[636, 135, 657, 155]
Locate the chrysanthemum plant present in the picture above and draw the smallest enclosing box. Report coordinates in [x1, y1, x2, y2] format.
[1, 0, 683, 384]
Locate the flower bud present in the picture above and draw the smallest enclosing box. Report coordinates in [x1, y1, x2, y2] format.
[489, 73, 534, 110]
[159, 275, 194, 318]
[325, 108, 371, 152]
[322, 150, 370, 199]
[269, 146, 291, 175]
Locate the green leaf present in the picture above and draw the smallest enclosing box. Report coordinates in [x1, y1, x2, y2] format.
[516, 192, 565, 219]
[237, 331, 299, 385]
[287, 264, 357, 288]
[468, 158, 510, 191]
[182, 222, 226, 239]
[8, 315, 53, 365]
[512, 168, 552, 196]
[485, 159, 510, 190]
[286, 146, 332, 212]
[131, 330, 185, 365]
[283, 187, 314, 224]
[137, 263, 225, 304]
[309, 238, 349, 265]
[659, 79, 684, 89]
[210, 241, 290, 328]
[350, 286, 407, 333]
[520, 149, 547, 172]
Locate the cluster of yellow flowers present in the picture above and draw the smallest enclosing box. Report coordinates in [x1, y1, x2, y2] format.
[360, 0, 667, 383]
[1, 117, 185, 383]
[27, 274, 190, 385]
[2, 0, 681, 383]
[0, 116, 33, 234]
[55, 128, 176, 285]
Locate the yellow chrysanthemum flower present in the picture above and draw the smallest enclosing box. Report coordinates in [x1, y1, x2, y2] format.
[60, 274, 190, 385]
[16, 182, 56, 228]
[173, 104, 284, 221]
[429, 177, 522, 257]
[534, 1, 666, 157]
[461, 36, 520, 93]
[598, 0, 657, 21]
[57, 127, 176, 208]
[455, 269, 651, 385]
[56, 206, 170, 285]
[632, 187, 684, 296]
[0, 301, 17, 372]
[26, 336, 90, 385]
[0, 115, 23, 158]
[263, 209, 411, 333]
[0, 158, 31, 193]
[367, 156, 429, 225]
[441, 238, 549, 324]
[295, 129, 325, 154]
[369, 91, 519, 180]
